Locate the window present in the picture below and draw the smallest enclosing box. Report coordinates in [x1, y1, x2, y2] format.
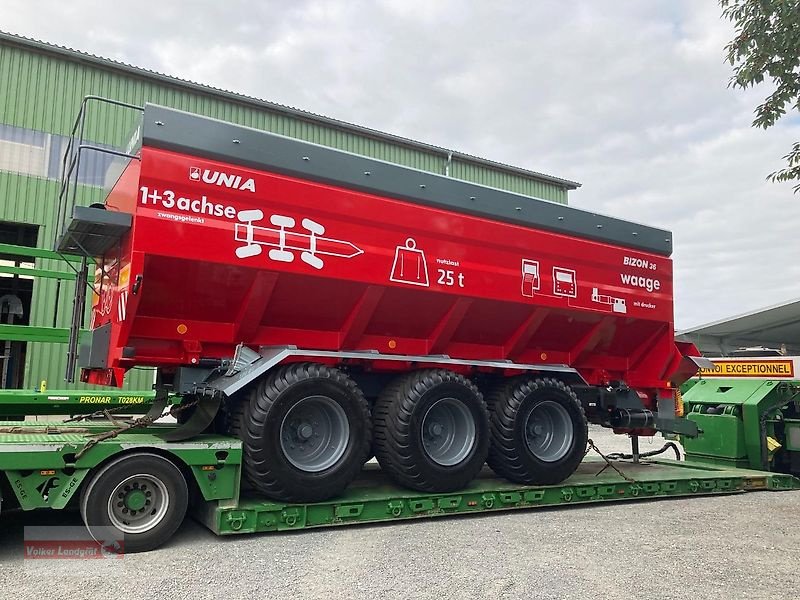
[0, 123, 49, 178]
[0, 122, 120, 187]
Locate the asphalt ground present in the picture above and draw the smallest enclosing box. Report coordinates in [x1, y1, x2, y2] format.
[1, 426, 798, 599]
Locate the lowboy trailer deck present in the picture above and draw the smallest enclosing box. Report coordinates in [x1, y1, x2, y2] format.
[1, 420, 796, 552]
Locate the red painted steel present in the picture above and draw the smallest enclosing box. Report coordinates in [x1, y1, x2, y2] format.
[86, 145, 694, 408]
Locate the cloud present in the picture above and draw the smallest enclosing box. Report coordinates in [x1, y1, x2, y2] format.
[3, 0, 798, 329]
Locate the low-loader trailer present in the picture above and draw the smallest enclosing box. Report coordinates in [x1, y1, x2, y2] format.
[2, 420, 795, 553]
[4, 97, 795, 553]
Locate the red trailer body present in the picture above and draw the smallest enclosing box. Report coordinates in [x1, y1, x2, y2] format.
[67, 104, 697, 420]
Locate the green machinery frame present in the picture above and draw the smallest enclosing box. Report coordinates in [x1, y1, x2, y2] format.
[1, 420, 797, 535]
[0, 242, 160, 414]
[683, 377, 800, 472]
[0, 242, 81, 346]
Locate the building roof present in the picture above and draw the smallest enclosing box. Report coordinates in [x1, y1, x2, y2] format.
[677, 297, 800, 355]
[0, 30, 581, 191]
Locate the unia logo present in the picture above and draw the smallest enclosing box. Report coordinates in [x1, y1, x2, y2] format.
[189, 166, 256, 193]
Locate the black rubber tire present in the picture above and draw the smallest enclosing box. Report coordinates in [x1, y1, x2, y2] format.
[79, 453, 188, 553]
[223, 398, 255, 491]
[373, 369, 489, 492]
[487, 377, 588, 485]
[224, 398, 245, 449]
[237, 363, 371, 502]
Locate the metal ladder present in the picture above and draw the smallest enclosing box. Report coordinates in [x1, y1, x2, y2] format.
[53, 96, 143, 382]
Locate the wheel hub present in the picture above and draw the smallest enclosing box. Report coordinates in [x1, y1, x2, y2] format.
[280, 396, 350, 472]
[125, 489, 148, 512]
[107, 474, 170, 534]
[421, 397, 476, 467]
[523, 400, 574, 462]
[298, 423, 314, 440]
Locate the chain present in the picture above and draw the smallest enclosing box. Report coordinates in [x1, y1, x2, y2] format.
[585, 438, 636, 483]
[75, 399, 198, 460]
[63, 405, 132, 423]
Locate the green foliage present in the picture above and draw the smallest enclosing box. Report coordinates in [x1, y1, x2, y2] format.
[721, 0, 800, 192]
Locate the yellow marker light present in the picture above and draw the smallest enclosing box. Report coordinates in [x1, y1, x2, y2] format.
[177, 324, 188, 335]
[388, 340, 397, 349]
[674, 389, 684, 417]
[40, 470, 56, 476]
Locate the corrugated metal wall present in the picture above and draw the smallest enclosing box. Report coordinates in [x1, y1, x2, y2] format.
[0, 38, 571, 391]
[0, 41, 571, 200]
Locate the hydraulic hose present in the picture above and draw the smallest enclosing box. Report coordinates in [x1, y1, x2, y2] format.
[606, 441, 681, 461]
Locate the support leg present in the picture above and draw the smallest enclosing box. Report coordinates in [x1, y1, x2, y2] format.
[631, 434, 640, 463]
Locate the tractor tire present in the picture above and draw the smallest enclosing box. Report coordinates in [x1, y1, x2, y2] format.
[223, 395, 247, 439]
[237, 363, 371, 502]
[373, 369, 489, 492]
[487, 377, 587, 485]
[79, 452, 188, 553]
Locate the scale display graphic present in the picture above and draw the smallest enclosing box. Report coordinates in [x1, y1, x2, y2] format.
[552, 267, 577, 298]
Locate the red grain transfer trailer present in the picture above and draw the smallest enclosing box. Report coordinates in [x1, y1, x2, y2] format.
[56, 99, 706, 503]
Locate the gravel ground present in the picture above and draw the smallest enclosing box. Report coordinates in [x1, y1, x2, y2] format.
[1, 426, 798, 599]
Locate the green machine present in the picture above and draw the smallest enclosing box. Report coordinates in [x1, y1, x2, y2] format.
[0, 242, 168, 417]
[682, 356, 800, 476]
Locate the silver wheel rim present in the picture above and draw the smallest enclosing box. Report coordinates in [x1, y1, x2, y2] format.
[421, 397, 476, 466]
[524, 400, 574, 462]
[107, 474, 170, 534]
[280, 395, 350, 472]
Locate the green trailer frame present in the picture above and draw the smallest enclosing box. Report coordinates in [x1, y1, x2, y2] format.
[1, 420, 797, 549]
[0, 389, 175, 417]
[0, 422, 240, 511]
[202, 460, 797, 536]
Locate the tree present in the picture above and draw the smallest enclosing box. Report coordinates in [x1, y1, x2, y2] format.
[721, 0, 800, 192]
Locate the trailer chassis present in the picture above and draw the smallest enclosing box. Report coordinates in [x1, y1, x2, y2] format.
[1, 420, 796, 551]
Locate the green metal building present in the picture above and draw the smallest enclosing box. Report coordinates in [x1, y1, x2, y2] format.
[0, 30, 579, 391]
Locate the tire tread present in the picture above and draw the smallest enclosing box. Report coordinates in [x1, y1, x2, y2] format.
[487, 377, 587, 485]
[233, 362, 371, 502]
[373, 369, 488, 492]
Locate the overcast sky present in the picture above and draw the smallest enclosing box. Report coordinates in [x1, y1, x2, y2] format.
[4, 0, 799, 329]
